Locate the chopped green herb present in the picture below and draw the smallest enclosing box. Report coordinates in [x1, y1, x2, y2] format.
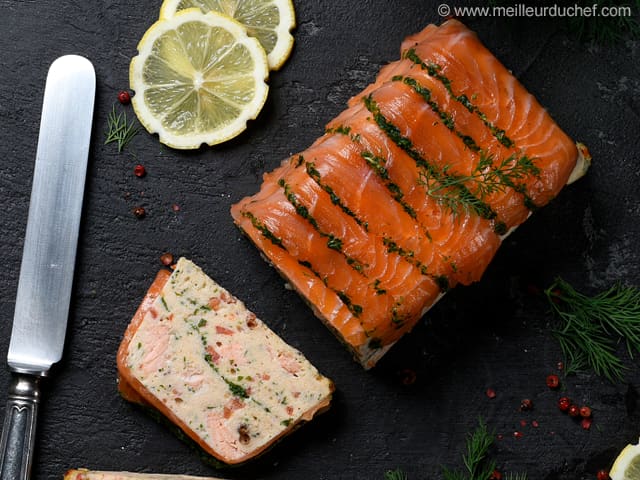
[337, 291, 363, 317]
[160, 296, 169, 311]
[391, 304, 407, 329]
[373, 279, 387, 295]
[361, 151, 419, 221]
[279, 178, 368, 275]
[402, 50, 514, 148]
[226, 380, 249, 399]
[305, 161, 369, 231]
[326, 235, 343, 251]
[242, 211, 286, 249]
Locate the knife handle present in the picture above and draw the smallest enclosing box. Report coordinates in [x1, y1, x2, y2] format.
[0, 374, 40, 480]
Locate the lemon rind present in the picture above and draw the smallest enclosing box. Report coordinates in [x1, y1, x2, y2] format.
[267, 0, 296, 71]
[130, 9, 269, 150]
[158, 0, 296, 70]
[610, 439, 640, 480]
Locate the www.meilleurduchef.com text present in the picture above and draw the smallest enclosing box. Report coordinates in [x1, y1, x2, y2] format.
[437, 3, 634, 18]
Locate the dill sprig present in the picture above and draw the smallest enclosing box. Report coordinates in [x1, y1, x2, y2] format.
[439, 418, 527, 480]
[477, 154, 539, 198]
[104, 104, 139, 152]
[487, 0, 640, 45]
[567, 0, 640, 44]
[442, 418, 495, 480]
[546, 277, 640, 382]
[385, 469, 408, 480]
[418, 152, 538, 216]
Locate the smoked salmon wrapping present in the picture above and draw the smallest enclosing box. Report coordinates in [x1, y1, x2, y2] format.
[231, 20, 589, 369]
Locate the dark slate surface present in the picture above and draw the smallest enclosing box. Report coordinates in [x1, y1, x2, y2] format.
[0, 1, 639, 479]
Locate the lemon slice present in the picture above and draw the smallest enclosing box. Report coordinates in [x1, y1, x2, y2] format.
[160, 0, 296, 70]
[130, 9, 269, 149]
[610, 439, 640, 480]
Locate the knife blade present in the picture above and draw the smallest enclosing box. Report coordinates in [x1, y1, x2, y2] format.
[0, 55, 95, 480]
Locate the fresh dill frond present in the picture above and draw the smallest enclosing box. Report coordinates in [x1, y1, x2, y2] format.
[384, 468, 408, 480]
[461, 418, 496, 480]
[442, 467, 467, 480]
[442, 419, 494, 479]
[417, 152, 538, 216]
[546, 277, 640, 382]
[104, 104, 139, 153]
[567, 0, 640, 44]
[419, 166, 487, 217]
[477, 153, 539, 198]
[440, 418, 527, 480]
[487, 0, 640, 45]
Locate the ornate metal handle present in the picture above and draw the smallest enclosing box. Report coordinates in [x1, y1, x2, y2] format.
[0, 374, 40, 480]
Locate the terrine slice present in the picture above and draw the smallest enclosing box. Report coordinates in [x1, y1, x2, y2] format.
[117, 258, 334, 465]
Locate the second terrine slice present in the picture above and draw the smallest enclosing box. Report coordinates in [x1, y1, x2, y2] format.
[64, 470, 225, 480]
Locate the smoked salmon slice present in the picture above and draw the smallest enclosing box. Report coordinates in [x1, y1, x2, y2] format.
[231, 19, 589, 369]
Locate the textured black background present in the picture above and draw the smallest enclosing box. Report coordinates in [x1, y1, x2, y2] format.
[0, 1, 639, 479]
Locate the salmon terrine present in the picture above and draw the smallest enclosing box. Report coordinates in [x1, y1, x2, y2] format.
[117, 258, 334, 465]
[231, 19, 590, 368]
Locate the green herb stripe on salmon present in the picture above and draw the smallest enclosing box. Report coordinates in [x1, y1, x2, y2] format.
[304, 159, 369, 232]
[363, 94, 503, 230]
[303, 157, 452, 289]
[242, 207, 366, 318]
[393, 75, 540, 211]
[277, 178, 368, 276]
[402, 49, 515, 149]
[392, 75, 483, 153]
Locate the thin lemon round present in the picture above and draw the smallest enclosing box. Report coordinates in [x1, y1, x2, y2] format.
[611, 439, 640, 480]
[130, 9, 269, 149]
[160, 0, 296, 70]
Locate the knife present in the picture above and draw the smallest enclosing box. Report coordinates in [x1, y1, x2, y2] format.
[0, 55, 95, 480]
